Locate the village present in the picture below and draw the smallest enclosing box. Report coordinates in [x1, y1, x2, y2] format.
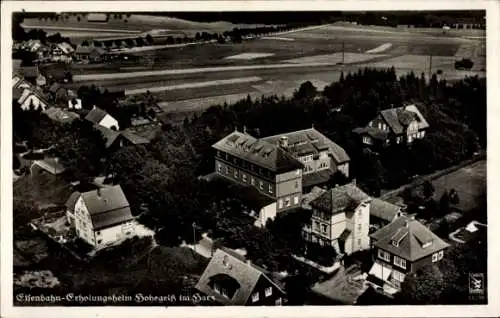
[12, 11, 487, 307]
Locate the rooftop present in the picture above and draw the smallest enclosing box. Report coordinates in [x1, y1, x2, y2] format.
[85, 107, 109, 125]
[369, 198, 402, 223]
[195, 248, 284, 305]
[370, 216, 450, 261]
[261, 127, 350, 164]
[311, 182, 369, 214]
[212, 130, 303, 173]
[379, 105, 429, 135]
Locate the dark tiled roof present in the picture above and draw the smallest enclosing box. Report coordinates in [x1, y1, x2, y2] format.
[302, 169, 334, 189]
[195, 248, 284, 305]
[121, 130, 150, 145]
[94, 125, 121, 148]
[301, 186, 327, 210]
[44, 107, 79, 124]
[80, 185, 134, 230]
[370, 198, 401, 223]
[19, 66, 38, 78]
[352, 127, 389, 141]
[65, 192, 81, 211]
[261, 128, 350, 164]
[13, 87, 24, 100]
[380, 105, 429, 135]
[75, 46, 93, 54]
[370, 216, 450, 262]
[85, 107, 108, 124]
[311, 183, 369, 214]
[212, 131, 303, 173]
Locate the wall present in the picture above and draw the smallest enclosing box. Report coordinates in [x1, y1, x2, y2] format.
[73, 196, 96, 246]
[215, 159, 275, 197]
[351, 200, 371, 253]
[275, 169, 302, 211]
[99, 114, 120, 130]
[337, 162, 349, 178]
[409, 249, 445, 272]
[95, 221, 136, 247]
[373, 247, 412, 274]
[257, 202, 277, 228]
[329, 211, 347, 240]
[20, 94, 48, 111]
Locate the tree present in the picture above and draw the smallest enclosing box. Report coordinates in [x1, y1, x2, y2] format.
[81, 40, 89, 46]
[422, 180, 435, 200]
[293, 81, 318, 101]
[394, 264, 444, 304]
[439, 190, 451, 215]
[449, 188, 460, 205]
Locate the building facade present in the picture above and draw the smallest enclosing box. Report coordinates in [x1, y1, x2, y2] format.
[261, 128, 350, 189]
[367, 216, 450, 295]
[213, 130, 304, 214]
[353, 104, 429, 147]
[302, 182, 371, 255]
[65, 185, 136, 248]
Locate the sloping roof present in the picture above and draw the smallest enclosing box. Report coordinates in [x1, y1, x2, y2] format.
[195, 248, 284, 305]
[380, 105, 429, 135]
[94, 125, 121, 148]
[302, 186, 327, 210]
[44, 107, 79, 124]
[121, 130, 150, 145]
[352, 127, 389, 141]
[212, 131, 303, 173]
[65, 192, 81, 211]
[261, 128, 350, 164]
[19, 66, 38, 78]
[370, 198, 401, 223]
[33, 158, 66, 174]
[13, 87, 24, 100]
[302, 169, 334, 189]
[75, 46, 93, 54]
[311, 182, 369, 214]
[85, 107, 108, 124]
[80, 185, 134, 230]
[370, 216, 450, 262]
[49, 82, 61, 94]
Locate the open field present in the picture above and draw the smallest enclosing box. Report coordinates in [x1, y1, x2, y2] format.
[430, 160, 486, 213]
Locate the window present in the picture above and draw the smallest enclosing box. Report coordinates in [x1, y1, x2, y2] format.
[214, 284, 220, 294]
[432, 252, 439, 262]
[294, 196, 299, 205]
[225, 166, 229, 174]
[268, 185, 273, 194]
[295, 181, 299, 189]
[259, 181, 264, 190]
[285, 197, 291, 207]
[438, 250, 444, 260]
[362, 136, 372, 145]
[394, 256, 407, 269]
[234, 170, 238, 178]
[96, 231, 101, 235]
[392, 270, 405, 282]
[313, 221, 319, 231]
[278, 199, 283, 209]
[252, 292, 259, 302]
[378, 249, 390, 262]
[217, 163, 222, 172]
[97, 239, 102, 244]
[378, 122, 382, 129]
[221, 288, 228, 297]
[265, 287, 272, 297]
[275, 297, 282, 305]
[321, 224, 327, 234]
[125, 231, 131, 235]
[242, 174, 247, 183]
[251, 177, 255, 185]
[357, 223, 362, 231]
[357, 238, 361, 246]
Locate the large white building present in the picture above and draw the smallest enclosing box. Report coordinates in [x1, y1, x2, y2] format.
[65, 185, 136, 247]
[85, 107, 120, 131]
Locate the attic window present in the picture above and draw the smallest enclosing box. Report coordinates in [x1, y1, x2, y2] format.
[222, 255, 232, 269]
[422, 241, 433, 249]
[391, 228, 408, 247]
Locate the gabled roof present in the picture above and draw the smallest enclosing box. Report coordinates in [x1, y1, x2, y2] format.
[195, 248, 285, 305]
[80, 185, 134, 230]
[261, 127, 350, 164]
[94, 125, 121, 148]
[302, 169, 334, 189]
[379, 105, 429, 135]
[370, 216, 450, 262]
[121, 130, 150, 145]
[85, 107, 109, 124]
[65, 191, 81, 211]
[370, 198, 401, 223]
[311, 182, 369, 214]
[19, 66, 39, 78]
[212, 131, 303, 173]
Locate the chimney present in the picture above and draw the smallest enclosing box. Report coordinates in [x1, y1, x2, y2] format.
[351, 178, 356, 185]
[278, 136, 288, 148]
[243, 126, 247, 134]
[404, 219, 410, 228]
[96, 187, 101, 198]
[246, 259, 251, 266]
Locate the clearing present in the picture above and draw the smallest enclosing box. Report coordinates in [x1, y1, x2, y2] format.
[225, 52, 275, 60]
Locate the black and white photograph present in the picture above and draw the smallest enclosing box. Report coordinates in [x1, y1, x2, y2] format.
[1, 1, 498, 317]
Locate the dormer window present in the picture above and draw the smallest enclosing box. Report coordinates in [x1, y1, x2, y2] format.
[422, 241, 433, 249]
[252, 292, 259, 303]
[391, 228, 408, 247]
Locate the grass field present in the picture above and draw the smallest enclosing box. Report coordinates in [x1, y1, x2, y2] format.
[431, 160, 486, 213]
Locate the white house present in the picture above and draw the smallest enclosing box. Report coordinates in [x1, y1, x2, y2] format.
[84, 107, 119, 130]
[15, 88, 49, 111]
[302, 181, 371, 255]
[65, 185, 136, 247]
[68, 98, 82, 110]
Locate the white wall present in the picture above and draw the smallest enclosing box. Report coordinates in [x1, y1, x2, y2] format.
[95, 221, 136, 247]
[99, 114, 119, 130]
[73, 196, 96, 246]
[257, 202, 278, 228]
[350, 200, 371, 253]
[20, 94, 48, 111]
